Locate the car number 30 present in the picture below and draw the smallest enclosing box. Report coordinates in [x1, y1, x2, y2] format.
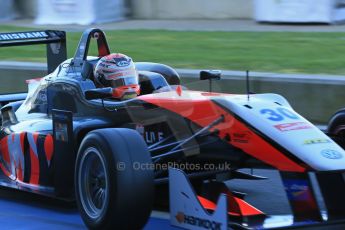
[260, 108, 299, 121]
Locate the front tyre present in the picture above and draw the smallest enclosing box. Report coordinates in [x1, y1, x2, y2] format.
[75, 128, 154, 229]
[327, 109, 345, 148]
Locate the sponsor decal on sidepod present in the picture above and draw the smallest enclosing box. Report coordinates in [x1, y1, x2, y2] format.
[303, 139, 331, 145]
[231, 131, 252, 143]
[274, 122, 313, 132]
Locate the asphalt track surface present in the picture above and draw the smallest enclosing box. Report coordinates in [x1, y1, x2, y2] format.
[0, 186, 177, 230]
[0, 169, 328, 229]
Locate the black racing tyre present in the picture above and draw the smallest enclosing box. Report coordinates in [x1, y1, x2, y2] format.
[328, 109, 345, 135]
[327, 109, 345, 148]
[75, 128, 154, 229]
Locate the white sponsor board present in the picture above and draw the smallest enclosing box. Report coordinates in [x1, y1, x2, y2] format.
[0, 0, 15, 21]
[254, 0, 345, 23]
[35, 0, 125, 25]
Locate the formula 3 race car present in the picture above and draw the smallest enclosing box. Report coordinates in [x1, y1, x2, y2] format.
[1, 28, 345, 230]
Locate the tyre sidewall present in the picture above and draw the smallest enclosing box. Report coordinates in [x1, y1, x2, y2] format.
[75, 128, 153, 230]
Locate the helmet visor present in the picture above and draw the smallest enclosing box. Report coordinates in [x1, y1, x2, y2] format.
[109, 76, 139, 88]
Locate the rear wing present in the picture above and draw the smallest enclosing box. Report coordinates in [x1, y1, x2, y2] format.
[0, 30, 67, 74]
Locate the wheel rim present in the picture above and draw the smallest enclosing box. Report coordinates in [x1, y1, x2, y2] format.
[78, 147, 109, 220]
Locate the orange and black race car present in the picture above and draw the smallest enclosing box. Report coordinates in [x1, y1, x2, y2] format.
[1, 29, 345, 229]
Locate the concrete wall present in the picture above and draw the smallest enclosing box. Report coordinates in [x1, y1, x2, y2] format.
[131, 0, 254, 19]
[0, 62, 46, 93]
[180, 71, 345, 124]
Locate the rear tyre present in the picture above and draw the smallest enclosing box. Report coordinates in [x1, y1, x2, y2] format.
[75, 128, 154, 229]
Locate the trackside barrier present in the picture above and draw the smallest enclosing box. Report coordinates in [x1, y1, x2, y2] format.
[0, 62, 344, 123]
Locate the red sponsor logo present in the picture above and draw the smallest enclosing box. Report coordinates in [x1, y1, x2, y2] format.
[274, 122, 312, 132]
[231, 131, 252, 143]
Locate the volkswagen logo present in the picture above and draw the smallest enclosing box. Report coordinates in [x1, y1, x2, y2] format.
[321, 149, 343, 159]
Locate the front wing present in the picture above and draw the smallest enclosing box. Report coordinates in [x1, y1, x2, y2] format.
[169, 168, 345, 230]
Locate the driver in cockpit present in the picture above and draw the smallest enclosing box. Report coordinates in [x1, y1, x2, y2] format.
[93, 53, 140, 100]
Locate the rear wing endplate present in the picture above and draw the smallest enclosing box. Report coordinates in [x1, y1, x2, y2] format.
[0, 30, 67, 74]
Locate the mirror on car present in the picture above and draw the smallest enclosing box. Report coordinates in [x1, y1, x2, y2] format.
[85, 87, 113, 100]
[200, 70, 222, 81]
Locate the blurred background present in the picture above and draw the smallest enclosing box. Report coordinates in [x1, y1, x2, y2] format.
[2, 0, 253, 23]
[1, 2, 345, 229]
[1, 0, 345, 124]
[1, 0, 345, 23]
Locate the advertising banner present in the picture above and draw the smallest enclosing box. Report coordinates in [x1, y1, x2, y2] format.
[0, 0, 15, 21]
[35, 0, 125, 25]
[254, 0, 345, 23]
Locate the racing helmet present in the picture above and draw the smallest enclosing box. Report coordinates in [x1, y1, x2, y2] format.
[94, 53, 140, 100]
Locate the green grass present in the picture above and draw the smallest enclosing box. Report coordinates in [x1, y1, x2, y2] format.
[1, 26, 345, 74]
